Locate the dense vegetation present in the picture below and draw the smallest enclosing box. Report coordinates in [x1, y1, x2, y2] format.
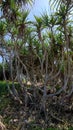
[0, 0, 73, 129]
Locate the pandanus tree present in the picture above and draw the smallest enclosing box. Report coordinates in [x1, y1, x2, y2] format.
[0, 0, 73, 116]
[0, 0, 34, 103]
[47, 0, 73, 98]
[56, 3, 73, 97]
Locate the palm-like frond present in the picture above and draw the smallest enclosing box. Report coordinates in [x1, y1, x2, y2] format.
[16, 0, 33, 5]
[41, 12, 50, 27]
[49, 0, 73, 12]
[0, 0, 33, 12]
[49, 0, 62, 10]
[33, 16, 43, 41]
[49, 0, 73, 24]
[34, 16, 42, 27]
[42, 13, 57, 28]
[18, 10, 29, 23]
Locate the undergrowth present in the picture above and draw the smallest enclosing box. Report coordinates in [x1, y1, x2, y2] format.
[0, 81, 73, 130]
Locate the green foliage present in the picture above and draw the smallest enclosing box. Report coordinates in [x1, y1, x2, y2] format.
[41, 12, 50, 27]
[0, 21, 7, 35]
[0, 81, 8, 95]
[10, 0, 15, 9]
[0, 81, 19, 95]
[68, 128, 73, 130]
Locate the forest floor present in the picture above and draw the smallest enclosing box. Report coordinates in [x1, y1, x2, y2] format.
[0, 81, 73, 130]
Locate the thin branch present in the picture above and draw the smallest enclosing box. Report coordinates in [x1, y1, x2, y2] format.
[47, 77, 69, 97]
